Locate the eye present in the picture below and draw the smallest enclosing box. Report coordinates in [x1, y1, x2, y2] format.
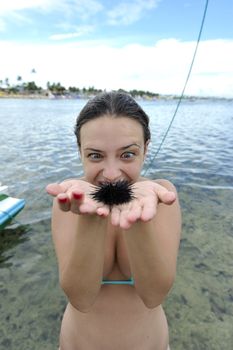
[121, 151, 136, 159]
[87, 153, 103, 160]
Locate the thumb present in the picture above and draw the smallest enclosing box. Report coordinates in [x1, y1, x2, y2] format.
[160, 191, 176, 204]
[153, 183, 176, 205]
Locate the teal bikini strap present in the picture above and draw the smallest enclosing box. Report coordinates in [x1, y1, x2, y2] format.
[101, 278, 134, 286]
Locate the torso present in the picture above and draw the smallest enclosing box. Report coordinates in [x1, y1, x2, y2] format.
[59, 221, 169, 350]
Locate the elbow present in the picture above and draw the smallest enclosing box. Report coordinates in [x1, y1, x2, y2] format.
[142, 300, 161, 310]
[69, 299, 93, 313]
[60, 278, 98, 313]
[139, 276, 175, 310]
[140, 293, 166, 309]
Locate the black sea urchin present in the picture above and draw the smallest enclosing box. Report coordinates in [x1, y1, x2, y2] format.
[91, 180, 134, 206]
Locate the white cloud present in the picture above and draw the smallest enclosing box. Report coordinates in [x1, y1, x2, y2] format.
[50, 25, 95, 40]
[107, 0, 160, 26]
[0, 0, 103, 17]
[0, 0, 53, 14]
[0, 0, 45, 29]
[0, 0, 103, 40]
[0, 39, 232, 98]
[70, 0, 104, 20]
[0, 0, 159, 29]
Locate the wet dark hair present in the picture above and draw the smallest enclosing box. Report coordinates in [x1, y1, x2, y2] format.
[74, 91, 151, 148]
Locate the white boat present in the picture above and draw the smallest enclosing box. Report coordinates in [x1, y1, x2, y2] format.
[0, 184, 25, 229]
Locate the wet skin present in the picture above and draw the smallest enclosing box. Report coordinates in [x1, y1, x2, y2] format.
[46, 116, 181, 349]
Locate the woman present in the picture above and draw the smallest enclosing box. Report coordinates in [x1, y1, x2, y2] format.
[46, 92, 181, 350]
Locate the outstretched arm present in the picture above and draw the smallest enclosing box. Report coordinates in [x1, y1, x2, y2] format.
[46, 180, 109, 312]
[112, 179, 181, 308]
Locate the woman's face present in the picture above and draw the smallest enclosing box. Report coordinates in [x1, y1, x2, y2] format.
[79, 115, 149, 185]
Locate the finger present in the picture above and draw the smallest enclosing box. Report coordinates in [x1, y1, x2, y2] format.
[111, 206, 121, 226]
[46, 182, 73, 197]
[141, 197, 157, 222]
[79, 202, 100, 214]
[119, 209, 132, 230]
[97, 206, 110, 217]
[46, 183, 64, 196]
[70, 192, 84, 214]
[57, 194, 71, 212]
[126, 200, 142, 223]
[153, 183, 176, 205]
[162, 191, 176, 204]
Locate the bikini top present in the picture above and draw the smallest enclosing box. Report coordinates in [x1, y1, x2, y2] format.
[102, 277, 134, 285]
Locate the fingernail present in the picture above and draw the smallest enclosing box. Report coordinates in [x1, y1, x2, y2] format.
[58, 197, 67, 203]
[73, 193, 83, 200]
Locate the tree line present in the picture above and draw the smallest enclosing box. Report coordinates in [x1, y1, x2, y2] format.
[0, 76, 160, 99]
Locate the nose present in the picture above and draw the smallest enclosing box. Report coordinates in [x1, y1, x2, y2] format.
[102, 161, 122, 182]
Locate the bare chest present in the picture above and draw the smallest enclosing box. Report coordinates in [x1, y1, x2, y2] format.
[61, 297, 168, 350]
[102, 223, 131, 280]
[60, 224, 169, 350]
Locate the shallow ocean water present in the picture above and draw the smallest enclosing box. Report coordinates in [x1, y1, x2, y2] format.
[0, 98, 233, 349]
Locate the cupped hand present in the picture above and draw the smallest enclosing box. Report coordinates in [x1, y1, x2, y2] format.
[46, 180, 110, 217]
[110, 180, 176, 229]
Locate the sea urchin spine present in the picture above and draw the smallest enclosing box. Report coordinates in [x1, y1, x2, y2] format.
[91, 180, 134, 206]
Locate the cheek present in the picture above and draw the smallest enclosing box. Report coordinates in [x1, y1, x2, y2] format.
[82, 161, 101, 179]
[122, 161, 142, 178]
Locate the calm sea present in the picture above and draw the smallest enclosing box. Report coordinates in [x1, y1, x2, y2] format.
[0, 98, 233, 349]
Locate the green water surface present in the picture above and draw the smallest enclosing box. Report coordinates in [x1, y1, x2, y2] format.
[0, 186, 232, 349]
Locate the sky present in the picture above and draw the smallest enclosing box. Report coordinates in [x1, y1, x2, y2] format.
[0, 0, 233, 97]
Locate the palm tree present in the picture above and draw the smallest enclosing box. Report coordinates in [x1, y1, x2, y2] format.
[5, 78, 9, 87]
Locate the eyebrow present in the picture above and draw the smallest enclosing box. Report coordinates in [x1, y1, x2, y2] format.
[84, 143, 141, 152]
[120, 143, 141, 150]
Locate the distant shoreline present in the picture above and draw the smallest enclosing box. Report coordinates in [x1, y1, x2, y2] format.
[0, 91, 231, 101]
[1, 79, 232, 101]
